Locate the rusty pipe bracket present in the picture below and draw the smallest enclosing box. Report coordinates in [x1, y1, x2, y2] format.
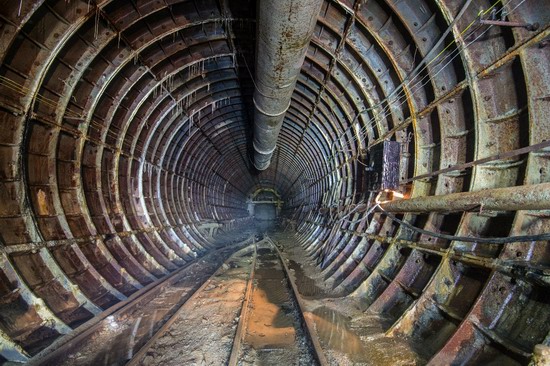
[479, 19, 540, 31]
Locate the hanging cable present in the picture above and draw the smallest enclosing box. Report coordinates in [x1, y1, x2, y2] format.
[324, 0, 527, 168]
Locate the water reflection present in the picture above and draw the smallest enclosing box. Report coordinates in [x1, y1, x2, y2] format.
[310, 306, 369, 363]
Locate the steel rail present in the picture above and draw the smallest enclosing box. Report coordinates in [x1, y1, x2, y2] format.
[227, 236, 328, 365]
[267, 237, 329, 366]
[124, 239, 257, 366]
[227, 244, 257, 366]
[29, 234, 256, 366]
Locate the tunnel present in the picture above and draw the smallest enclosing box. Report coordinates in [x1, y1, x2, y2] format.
[0, 0, 549, 364]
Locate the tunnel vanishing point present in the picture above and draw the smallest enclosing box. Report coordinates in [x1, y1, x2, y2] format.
[0, 0, 549, 365]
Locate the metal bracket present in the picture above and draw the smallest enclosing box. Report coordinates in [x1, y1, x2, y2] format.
[479, 19, 539, 32]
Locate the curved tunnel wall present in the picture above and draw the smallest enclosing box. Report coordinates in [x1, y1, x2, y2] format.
[0, 0, 548, 364]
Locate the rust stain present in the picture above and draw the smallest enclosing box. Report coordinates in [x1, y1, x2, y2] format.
[244, 287, 296, 348]
[37, 189, 49, 215]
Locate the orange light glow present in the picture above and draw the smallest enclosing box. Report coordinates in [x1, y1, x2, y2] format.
[376, 190, 406, 204]
[392, 191, 405, 199]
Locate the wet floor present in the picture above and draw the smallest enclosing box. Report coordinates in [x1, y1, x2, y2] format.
[239, 243, 317, 365]
[310, 306, 370, 363]
[32, 228, 424, 366]
[272, 231, 423, 365]
[287, 259, 328, 299]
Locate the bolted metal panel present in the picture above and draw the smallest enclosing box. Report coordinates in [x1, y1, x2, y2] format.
[366, 141, 400, 192]
[252, 0, 323, 170]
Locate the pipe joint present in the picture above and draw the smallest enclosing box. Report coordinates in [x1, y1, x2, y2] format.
[253, 96, 291, 118]
[253, 141, 277, 156]
[251, 0, 323, 171]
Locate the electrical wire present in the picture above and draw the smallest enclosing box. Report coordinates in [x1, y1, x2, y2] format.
[324, 0, 526, 168]
[329, 18, 485, 156]
[339, 203, 379, 225]
[340, 0, 503, 139]
[321, 0, 525, 172]
[352, 0, 526, 146]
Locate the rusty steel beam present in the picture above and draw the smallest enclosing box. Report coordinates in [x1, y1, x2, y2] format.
[367, 25, 550, 151]
[479, 19, 539, 31]
[300, 223, 550, 290]
[252, 0, 323, 170]
[404, 139, 550, 183]
[293, 0, 362, 154]
[380, 182, 550, 213]
[1, 218, 248, 255]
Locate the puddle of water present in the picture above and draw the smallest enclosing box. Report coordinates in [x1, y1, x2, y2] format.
[310, 306, 369, 363]
[254, 268, 286, 281]
[240, 245, 316, 365]
[288, 260, 328, 299]
[311, 306, 423, 365]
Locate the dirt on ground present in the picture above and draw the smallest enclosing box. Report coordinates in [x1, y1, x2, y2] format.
[37, 229, 255, 366]
[140, 247, 256, 366]
[140, 240, 318, 366]
[43, 225, 424, 366]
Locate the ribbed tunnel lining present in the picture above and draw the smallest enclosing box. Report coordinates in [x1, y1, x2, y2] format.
[0, 0, 548, 364]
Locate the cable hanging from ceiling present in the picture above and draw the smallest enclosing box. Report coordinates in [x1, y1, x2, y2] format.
[324, 0, 527, 168]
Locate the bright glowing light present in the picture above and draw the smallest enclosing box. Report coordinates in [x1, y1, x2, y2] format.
[107, 315, 119, 329]
[392, 191, 405, 198]
[375, 190, 405, 204]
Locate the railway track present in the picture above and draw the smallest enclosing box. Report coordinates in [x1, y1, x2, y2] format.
[128, 236, 327, 366]
[30, 234, 328, 366]
[28, 233, 256, 366]
[226, 238, 327, 366]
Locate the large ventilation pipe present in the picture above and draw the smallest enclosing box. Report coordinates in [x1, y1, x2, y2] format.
[252, 0, 323, 170]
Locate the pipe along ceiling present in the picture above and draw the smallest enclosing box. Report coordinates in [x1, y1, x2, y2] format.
[0, 0, 549, 364]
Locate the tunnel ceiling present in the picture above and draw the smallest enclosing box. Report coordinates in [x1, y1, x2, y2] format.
[0, 0, 549, 364]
